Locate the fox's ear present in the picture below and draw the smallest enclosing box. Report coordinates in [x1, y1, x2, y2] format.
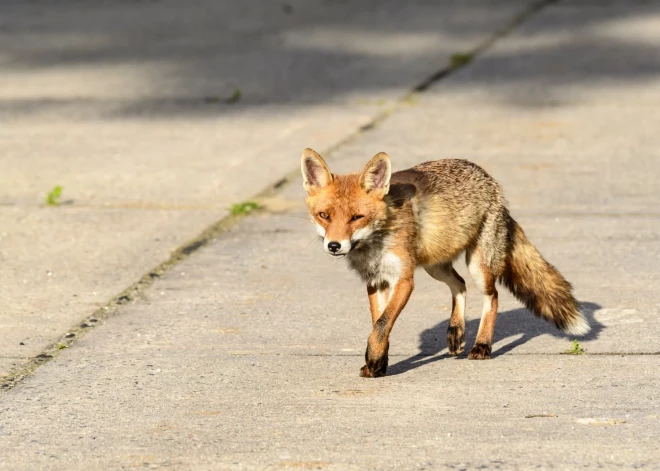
[359, 152, 391, 198]
[301, 148, 333, 194]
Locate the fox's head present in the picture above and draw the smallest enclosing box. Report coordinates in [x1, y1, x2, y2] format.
[301, 148, 391, 258]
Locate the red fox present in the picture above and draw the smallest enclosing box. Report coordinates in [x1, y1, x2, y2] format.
[301, 148, 589, 378]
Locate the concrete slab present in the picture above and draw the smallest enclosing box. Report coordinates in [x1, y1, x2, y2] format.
[0, 206, 222, 359]
[0, 0, 534, 371]
[0, 347, 657, 469]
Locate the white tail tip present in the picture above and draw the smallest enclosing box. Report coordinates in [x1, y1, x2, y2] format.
[564, 314, 590, 336]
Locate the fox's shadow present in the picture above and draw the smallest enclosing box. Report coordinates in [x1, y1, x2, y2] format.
[388, 302, 604, 376]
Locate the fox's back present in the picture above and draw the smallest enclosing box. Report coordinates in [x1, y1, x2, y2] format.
[390, 159, 505, 265]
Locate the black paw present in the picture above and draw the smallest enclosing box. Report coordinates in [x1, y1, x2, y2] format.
[359, 355, 388, 378]
[360, 344, 389, 378]
[447, 325, 465, 356]
[468, 343, 492, 360]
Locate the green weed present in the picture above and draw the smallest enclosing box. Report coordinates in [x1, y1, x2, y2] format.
[203, 89, 241, 105]
[231, 201, 260, 216]
[46, 185, 63, 206]
[450, 53, 473, 68]
[565, 339, 585, 355]
[227, 88, 242, 104]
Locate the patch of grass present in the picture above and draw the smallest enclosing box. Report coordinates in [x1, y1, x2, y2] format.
[230, 200, 260, 216]
[203, 89, 242, 105]
[565, 339, 585, 355]
[450, 53, 474, 68]
[227, 88, 241, 104]
[45, 185, 63, 206]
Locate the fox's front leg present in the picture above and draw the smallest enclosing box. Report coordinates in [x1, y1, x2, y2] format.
[361, 278, 414, 378]
[367, 284, 390, 326]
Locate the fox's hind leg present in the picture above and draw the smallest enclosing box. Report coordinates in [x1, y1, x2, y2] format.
[466, 246, 500, 360]
[425, 263, 467, 356]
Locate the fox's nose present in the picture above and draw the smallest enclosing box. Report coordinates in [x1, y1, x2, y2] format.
[327, 241, 341, 253]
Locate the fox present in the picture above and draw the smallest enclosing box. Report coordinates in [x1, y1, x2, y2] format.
[301, 147, 590, 378]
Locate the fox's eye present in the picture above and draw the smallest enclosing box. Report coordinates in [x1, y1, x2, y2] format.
[319, 212, 329, 220]
[350, 215, 364, 221]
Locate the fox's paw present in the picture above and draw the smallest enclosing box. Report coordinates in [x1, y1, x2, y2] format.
[359, 356, 388, 378]
[468, 343, 492, 360]
[447, 326, 465, 356]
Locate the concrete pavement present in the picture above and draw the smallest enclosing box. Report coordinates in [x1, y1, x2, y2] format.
[2, 0, 660, 469]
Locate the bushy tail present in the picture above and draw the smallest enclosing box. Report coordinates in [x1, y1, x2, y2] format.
[499, 218, 589, 336]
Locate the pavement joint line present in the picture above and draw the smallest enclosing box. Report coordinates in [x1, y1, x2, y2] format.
[219, 352, 660, 357]
[513, 212, 660, 218]
[0, 202, 239, 210]
[250, 352, 660, 360]
[0, 0, 559, 395]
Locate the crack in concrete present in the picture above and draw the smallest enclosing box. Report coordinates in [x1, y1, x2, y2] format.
[515, 212, 660, 219]
[0, 202, 228, 210]
[0, 0, 561, 395]
[236, 352, 660, 357]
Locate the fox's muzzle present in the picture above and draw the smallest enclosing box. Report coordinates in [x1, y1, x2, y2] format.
[324, 239, 351, 257]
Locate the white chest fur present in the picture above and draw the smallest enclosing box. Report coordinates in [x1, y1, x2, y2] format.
[375, 252, 402, 287]
[348, 245, 402, 289]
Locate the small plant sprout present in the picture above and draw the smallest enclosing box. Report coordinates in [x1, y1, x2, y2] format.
[450, 53, 473, 68]
[46, 185, 63, 206]
[231, 201, 260, 216]
[565, 339, 585, 355]
[227, 88, 242, 104]
[203, 89, 241, 105]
